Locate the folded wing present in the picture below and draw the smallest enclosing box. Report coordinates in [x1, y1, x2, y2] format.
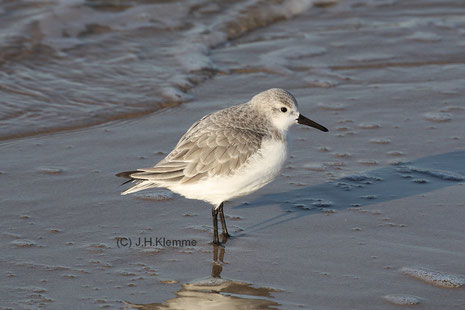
[121, 115, 264, 193]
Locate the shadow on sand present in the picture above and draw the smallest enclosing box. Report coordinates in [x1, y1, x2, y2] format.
[236, 150, 465, 234]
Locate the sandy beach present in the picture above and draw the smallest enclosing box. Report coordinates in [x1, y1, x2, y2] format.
[1, 0, 465, 309]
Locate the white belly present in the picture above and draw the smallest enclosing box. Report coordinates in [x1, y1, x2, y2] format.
[169, 139, 288, 206]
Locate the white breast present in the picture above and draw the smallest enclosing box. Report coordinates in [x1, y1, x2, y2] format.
[234, 139, 288, 195]
[168, 139, 288, 206]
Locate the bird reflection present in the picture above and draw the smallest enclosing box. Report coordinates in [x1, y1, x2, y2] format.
[125, 245, 281, 310]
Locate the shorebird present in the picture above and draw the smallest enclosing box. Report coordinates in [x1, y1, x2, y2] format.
[117, 88, 328, 245]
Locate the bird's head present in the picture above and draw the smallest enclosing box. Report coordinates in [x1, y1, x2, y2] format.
[250, 88, 328, 133]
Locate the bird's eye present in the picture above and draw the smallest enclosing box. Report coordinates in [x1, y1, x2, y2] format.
[280, 107, 288, 113]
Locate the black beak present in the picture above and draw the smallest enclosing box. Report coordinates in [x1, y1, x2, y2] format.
[297, 114, 328, 132]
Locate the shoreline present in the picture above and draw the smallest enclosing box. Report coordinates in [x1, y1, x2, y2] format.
[0, 0, 320, 142]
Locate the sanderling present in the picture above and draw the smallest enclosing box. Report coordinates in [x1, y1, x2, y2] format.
[117, 88, 328, 245]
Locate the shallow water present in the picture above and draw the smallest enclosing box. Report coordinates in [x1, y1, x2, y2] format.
[1, 0, 465, 309]
[0, 0, 316, 140]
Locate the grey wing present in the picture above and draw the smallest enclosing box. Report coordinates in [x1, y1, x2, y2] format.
[129, 124, 263, 185]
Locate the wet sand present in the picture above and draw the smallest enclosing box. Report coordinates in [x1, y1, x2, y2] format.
[1, 0, 465, 309]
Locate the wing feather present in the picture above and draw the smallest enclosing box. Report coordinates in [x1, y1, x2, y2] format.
[202, 147, 217, 165]
[184, 162, 198, 178]
[185, 145, 203, 159]
[134, 170, 184, 180]
[127, 108, 265, 186]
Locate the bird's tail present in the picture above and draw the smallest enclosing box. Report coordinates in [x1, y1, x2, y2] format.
[115, 170, 138, 185]
[116, 170, 154, 195]
[120, 181, 156, 195]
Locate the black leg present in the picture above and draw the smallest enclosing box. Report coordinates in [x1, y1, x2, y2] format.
[218, 202, 230, 239]
[212, 206, 219, 245]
